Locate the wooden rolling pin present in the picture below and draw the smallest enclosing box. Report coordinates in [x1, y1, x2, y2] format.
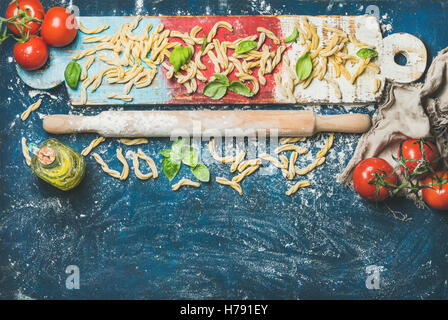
[43, 110, 371, 137]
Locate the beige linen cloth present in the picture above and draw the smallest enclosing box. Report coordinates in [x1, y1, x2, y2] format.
[339, 47, 448, 186]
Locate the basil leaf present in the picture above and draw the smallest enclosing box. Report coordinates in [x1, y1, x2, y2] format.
[203, 81, 228, 100]
[170, 138, 186, 162]
[201, 32, 207, 52]
[64, 61, 81, 90]
[191, 163, 210, 182]
[172, 138, 186, 153]
[161, 149, 172, 157]
[284, 27, 299, 43]
[162, 157, 181, 181]
[181, 146, 198, 167]
[228, 81, 255, 97]
[295, 52, 313, 81]
[169, 46, 192, 72]
[235, 40, 257, 54]
[213, 73, 230, 86]
[356, 48, 378, 59]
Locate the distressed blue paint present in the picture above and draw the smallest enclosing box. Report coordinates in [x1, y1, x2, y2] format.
[1, 0, 448, 300]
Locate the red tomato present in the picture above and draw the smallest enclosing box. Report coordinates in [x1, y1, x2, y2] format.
[398, 139, 439, 176]
[422, 172, 448, 211]
[353, 158, 397, 201]
[13, 36, 48, 70]
[41, 7, 77, 47]
[5, 0, 45, 37]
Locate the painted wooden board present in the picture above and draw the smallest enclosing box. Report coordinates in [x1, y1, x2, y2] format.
[17, 15, 427, 105]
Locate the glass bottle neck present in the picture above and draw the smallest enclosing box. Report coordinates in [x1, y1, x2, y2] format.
[38, 147, 61, 169]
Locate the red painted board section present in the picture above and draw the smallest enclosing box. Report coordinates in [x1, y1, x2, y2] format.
[159, 15, 284, 104]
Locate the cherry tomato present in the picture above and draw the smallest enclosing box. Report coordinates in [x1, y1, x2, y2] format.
[398, 139, 439, 176]
[13, 36, 48, 70]
[41, 7, 77, 47]
[5, 0, 45, 37]
[353, 158, 397, 201]
[422, 172, 448, 211]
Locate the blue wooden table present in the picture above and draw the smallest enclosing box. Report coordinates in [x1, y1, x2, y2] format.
[1, 0, 447, 300]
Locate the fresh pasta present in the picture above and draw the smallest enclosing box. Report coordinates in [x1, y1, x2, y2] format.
[106, 93, 133, 102]
[237, 158, 261, 172]
[216, 177, 243, 195]
[92, 152, 122, 179]
[81, 136, 105, 156]
[172, 178, 201, 191]
[78, 21, 109, 34]
[275, 144, 308, 155]
[137, 148, 158, 178]
[81, 55, 95, 81]
[286, 180, 311, 196]
[295, 157, 326, 175]
[132, 149, 158, 180]
[21, 99, 42, 121]
[116, 147, 130, 181]
[279, 137, 306, 145]
[316, 134, 335, 159]
[230, 151, 246, 173]
[288, 151, 298, 180]
[119, 138, 148, 146]
[232, 164, 260, 183]
[21, 137, 31, 166]
[259, 153, 283, 169]
[208, 138, 235, 163]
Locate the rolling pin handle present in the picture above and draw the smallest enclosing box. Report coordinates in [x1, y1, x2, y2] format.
[43, 115, 94, 134]
[315, 114, 371, 134]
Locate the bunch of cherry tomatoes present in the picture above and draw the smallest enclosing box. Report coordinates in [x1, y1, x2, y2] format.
[353, 138, 448, 211]
[2, 0, 78, 70]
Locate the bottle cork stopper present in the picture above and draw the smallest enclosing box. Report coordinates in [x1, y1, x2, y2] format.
[38, 146, 56, 165]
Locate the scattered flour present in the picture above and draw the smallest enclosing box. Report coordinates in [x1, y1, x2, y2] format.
[28, 90, 58, 100]
[125, 150, 134, 160]
[135, 0, 144, 15]
[380, 12, 393, 33]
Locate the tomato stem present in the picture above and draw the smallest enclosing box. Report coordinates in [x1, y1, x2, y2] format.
[0, 0, 43, 45]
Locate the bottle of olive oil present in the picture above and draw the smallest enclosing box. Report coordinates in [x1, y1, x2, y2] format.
[30, 138, 86, 191]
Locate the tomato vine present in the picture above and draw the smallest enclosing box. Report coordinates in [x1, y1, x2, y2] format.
[0, 0, 43, 45]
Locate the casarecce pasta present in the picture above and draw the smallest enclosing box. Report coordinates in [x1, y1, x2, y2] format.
[316, 134, 335, 159]
[132, 148, 158, 180]
[106, 93, 133, 102]
[208, 138, 235, 163]
[92, 152, 122, 179]
[286, 180, 311, 196]
[81, 56, 95, 81]
[119, 138, 148, 146]
[295, 157, 326, 175]
[216, 177, 243, 195]
[172, 178, 201, 191]
[275, 144, 308, 155]
[230, 151, 246, 173]
[279, 137, 306, 145]
[116, 147, 130, 180]
[21, 137, 32, 166]
[21, 99, 42, 121]
[81, 136, 106, 156]
[78, 21, 109, 34]
[232, 164, 260, 183]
